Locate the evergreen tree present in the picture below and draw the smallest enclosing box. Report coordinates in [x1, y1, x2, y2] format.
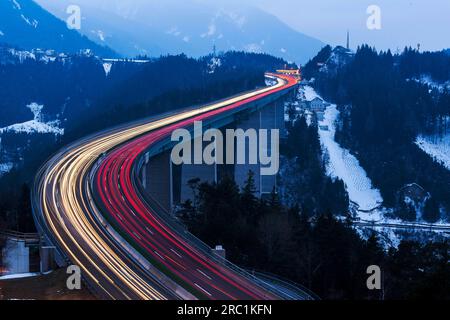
[241, 171, 259, 221]
[17, 184, 35, 233]
[423, 197, 441, 223]
[175, 177, 450, 300]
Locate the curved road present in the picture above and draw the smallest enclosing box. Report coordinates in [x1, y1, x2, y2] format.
[34, 74, 299, 300]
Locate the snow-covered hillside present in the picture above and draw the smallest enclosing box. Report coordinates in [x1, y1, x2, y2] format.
[301, 86, 322, 102]
[411, 75, 450, 93]
[298, 86, 385, 220]
[0, 46, 70, 65]
[318, 104, 384, 218]
[416, 134, 450, 171]
[0, 103, 63, 136]
[296, 86, 450, 246]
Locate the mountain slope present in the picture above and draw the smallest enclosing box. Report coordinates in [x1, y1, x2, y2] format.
[0, 0, 115, 56]
[36, 0, 324, 64]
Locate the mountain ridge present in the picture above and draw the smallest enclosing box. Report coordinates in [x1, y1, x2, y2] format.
[36, 0, 325, 64]
[0, 0, 116, 56]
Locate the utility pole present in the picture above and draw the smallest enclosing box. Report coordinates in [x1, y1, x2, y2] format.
[346, 30, 350, 50]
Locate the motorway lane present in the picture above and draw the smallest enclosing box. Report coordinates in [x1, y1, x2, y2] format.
[36, 74, 298, 300]
[95, 135, 270, 299]
[38, 138, 176, 299]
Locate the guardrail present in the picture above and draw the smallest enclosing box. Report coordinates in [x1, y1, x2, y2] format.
[0, 230, 40, 242]
[249, 270, 320, 300]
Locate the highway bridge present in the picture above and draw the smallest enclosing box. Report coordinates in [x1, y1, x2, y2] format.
[32, 73, 313, 300]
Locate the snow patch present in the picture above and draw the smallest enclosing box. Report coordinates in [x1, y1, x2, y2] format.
[318, 104, 383, 216]
[207, 57, 222, 74]
[411, 75, 450, 93]
[1, 48, 77, 65]
[355, 226, 401, 249]
[7, 48, 36, 62]
[21, 14, 38, 28]
[102, 62, 112, 77]
[0, 103, 63, 136]
[39, 55, 56, 63]
[0, 162, 13, 176]
[92, 30, 106, 42]
[0, 120, 63, 135]
[0, 273, 40, 280]
[301, 86, 322, 102]
[416, 134, 450, 171]
[11, 0, 21, 10]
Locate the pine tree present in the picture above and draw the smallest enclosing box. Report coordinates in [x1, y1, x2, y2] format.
[268, 187, 282, 214]
[17, 184, 35, 233]
[241, 171, 258, 220]
[423, 197, 440, 223]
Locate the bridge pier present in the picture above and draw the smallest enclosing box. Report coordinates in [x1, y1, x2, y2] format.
[180, 136, 218, 204]
[40, 246, 56, 273]
[141, 151, 173, 213]
[232, 98, 285, 197]
[232, 110, 262, 195]
[138, 91, 291, 208]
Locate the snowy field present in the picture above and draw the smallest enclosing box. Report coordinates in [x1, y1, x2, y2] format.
[0, 120, 63, 135]
[416, 134, 450, 171]
[0, 162, 13, 176]
[411, 75, 450, 93]
[300, 85, 321, 101]
[318, 104, 384, 220]
[0, 272, 40, 281]
[0, 103, 63, 136]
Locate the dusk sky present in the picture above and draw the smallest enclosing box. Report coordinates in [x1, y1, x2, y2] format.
[253, 0, 450, 52]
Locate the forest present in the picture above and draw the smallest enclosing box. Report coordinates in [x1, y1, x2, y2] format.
[0, 50, 289, 233]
